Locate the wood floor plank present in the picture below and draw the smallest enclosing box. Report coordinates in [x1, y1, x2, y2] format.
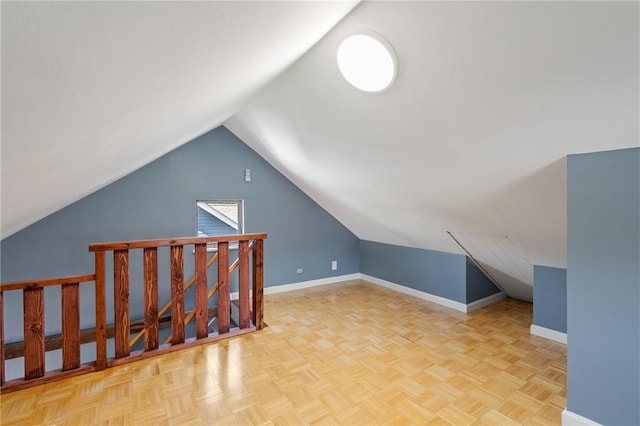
[0, 280, 567, 425]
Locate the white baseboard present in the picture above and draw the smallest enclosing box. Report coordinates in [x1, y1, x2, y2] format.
[466, 292, 506, 312]
[562, 409, 602, 426]
[530, 324, 567, 344]
[360, 274, 468, 312]
[230, 273, 361, 299]
[265, 273, 361, 295]
[232, 273, 504, 314]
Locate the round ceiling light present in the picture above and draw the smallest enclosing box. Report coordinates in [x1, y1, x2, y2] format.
[337, 31, 397, 93]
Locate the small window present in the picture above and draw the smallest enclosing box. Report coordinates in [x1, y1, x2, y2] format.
[196, 200, 244, 249]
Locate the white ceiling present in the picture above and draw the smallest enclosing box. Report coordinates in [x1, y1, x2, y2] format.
[2, 1, 638, 289]
[0, 0, 358, 238]
[227, 1, 639, 270]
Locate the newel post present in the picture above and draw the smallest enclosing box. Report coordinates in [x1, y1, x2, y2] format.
[252, 239, 264, 330]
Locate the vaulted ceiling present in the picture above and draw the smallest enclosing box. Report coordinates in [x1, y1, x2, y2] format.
[2, 2, 638, 292]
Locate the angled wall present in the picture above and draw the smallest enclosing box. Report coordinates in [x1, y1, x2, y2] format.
[360, 240, 501, 309]
[0, 126, 360, 341]
[466, 259, 502, 304]
[566, 147, 639, 425]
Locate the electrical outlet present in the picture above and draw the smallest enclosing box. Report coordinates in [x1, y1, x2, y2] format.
[331, 260, 337, 270]
[296, 268, 303, 274]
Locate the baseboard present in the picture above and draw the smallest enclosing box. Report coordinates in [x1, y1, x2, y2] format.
[562, 409, 602, 426]
[530, 324, 567, 344]
[230, 273, 361, 299]
[466, 292, 506, 312]
[360, 274, 468, 313]
[232, 273, 504, 314]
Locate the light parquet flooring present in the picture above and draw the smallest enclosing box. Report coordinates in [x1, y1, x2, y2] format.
[1, 280, 566, 425]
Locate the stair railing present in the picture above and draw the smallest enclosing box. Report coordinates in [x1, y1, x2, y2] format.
[0, 233, 266, 394]
[0, 274, 97, 393]
[89, 233, 266, 368]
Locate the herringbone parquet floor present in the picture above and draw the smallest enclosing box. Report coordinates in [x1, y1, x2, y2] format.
[0, 280, 566, 425]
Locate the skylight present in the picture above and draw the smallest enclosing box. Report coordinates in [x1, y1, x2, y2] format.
[337, 31, 397, 92]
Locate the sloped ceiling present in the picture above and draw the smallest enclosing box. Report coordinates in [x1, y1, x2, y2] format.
[227, 1, 639, 270]
[0, 0, 358, 238]
[2, 1, 638, 290]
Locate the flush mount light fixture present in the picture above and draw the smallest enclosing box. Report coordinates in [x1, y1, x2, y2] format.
[337, 31, 397, 92]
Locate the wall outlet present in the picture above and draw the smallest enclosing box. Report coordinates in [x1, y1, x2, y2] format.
[331, 260, 337, 271]
[244, 168, 251, 182]
[296, 268, 303, 274]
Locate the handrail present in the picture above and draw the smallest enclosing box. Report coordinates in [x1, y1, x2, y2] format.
[88, 233, 267, 251]
[0, 274, 96, 291]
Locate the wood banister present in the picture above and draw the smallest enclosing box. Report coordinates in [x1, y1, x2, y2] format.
[0, 274, 95, 291]
[1, 233, 266, 394]
[88, 233, 267, 251]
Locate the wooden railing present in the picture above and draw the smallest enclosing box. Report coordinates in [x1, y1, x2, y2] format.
[0, 233, 266, 393]
[0, 274, 98, 392]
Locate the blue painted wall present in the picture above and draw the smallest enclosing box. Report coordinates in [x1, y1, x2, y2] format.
[360, 240, 499, 304]
[465, 259, 501, 303]
[0, 126, 360, 341]
[567, 147, 639, 425]
[532, 265, 567, 333]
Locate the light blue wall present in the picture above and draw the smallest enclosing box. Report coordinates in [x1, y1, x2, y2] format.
[567, 147, 639, 425]
[360, 240, 469, 303]
[465, 259, 501, 303]
[532, 265, 566, 333]
[0, 126, 360, 341]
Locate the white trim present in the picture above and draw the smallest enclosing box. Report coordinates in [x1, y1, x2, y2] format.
[266, 273, 361, 294]
[530, 324, 567, 344]
[360, 274, 468, 312]
[562, 409, 602, 426]
[466, 292, 506, 312]
[231, 273, 505, 314]
[230, 273, 361, 300]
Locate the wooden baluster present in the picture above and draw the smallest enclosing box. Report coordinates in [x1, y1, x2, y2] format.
[170, 246, 185, 345]
[0, 291, 4, 385]
[61, 283, 80, 371]
[23, 287, 45, 379]
[238, 241, 250, 329]
[194, 244, 208, 339]
[252, 239, 265, 330]
[143, 248, 159, 352]
[94, 251, 107, 370]
[114, 250, 130, 358]
[218, 242, 230, 334]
